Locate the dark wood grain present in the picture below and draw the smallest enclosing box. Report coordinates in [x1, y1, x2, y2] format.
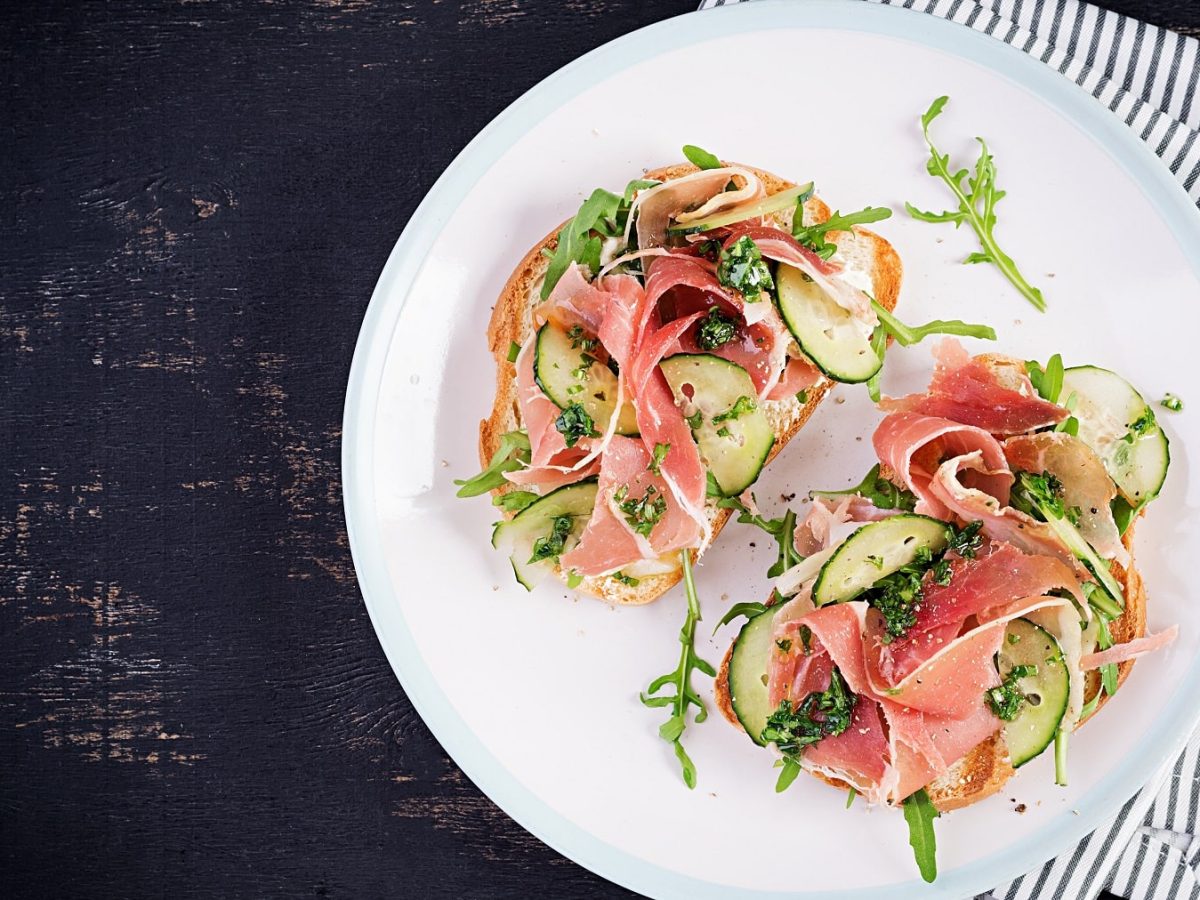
[0, 1, 1185, 897]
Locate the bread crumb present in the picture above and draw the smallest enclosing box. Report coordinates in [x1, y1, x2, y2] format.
[1014, 803, 1027, 814]
[492, 585, 499, 591]
[441, 459, 449, 467]
[835, 396, 846, 404]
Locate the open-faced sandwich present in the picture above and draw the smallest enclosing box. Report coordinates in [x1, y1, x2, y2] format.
[714, 339, 1177, 881]
[456, 146, 993, 605]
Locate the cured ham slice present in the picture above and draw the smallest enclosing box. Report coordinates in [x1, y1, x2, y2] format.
[765, 354, 822, 401]
[1080, 626, 1178, 669]
[560, 435, 699, 575]
[1003, 431, 1124, 561]
[873, 412, 1013, 519]
[880, 339, 1067, 435]
[632, 167, 764, 250]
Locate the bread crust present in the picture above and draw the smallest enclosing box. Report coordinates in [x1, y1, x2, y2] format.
[479, 161, 902, 604]
[712, 521, 1147, 812]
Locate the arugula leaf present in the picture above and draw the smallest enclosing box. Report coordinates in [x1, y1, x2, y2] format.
[713, 601, 769, 635]
[846, 787, 858, 808]
[542, 188, 623, 300]
[906, 96, 1046, 312]
[493, 490, 538, 513]
[1025, 353, 1064, 403]
[775, 756, 802, 793]
[1054, 727, 1069, 786]
[682, 144, 722, 170]
[793, 205, 893, 260]
[640, 551, 716, 789]
[903, 788, 940, 883]
[871, 299, 996, 347]
[866, 325, 888, 403]
[811, 463, 917, 512]
[717, 494, 800, 578]
[454, 430, 531, 497]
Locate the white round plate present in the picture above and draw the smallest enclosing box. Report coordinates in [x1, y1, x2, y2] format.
[344, 2, 1200, 896]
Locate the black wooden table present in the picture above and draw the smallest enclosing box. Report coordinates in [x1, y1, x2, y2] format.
[3, 2, 1197, 897]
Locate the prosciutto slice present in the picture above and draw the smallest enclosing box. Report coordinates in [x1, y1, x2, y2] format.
[881, 339, 1067, 435]
[632, 167, 765, 250]
[559, 435, 700, 575]
[1080, 626, 1178, 669]
[1003, 431, 1124, 561]
[873, 412, 1013, 519]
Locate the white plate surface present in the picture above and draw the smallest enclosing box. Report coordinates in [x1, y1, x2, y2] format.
[344, 3, 1200, 896]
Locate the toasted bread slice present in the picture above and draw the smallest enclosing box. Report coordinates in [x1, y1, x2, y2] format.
[479, 162, 903, 605]
[713, 523, 1147, 812]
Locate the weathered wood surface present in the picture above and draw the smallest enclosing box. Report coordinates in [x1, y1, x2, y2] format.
[1, 1, 1196, 897]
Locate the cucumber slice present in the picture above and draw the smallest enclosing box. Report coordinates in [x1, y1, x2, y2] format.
[666, 182, 814, 233]
[1061, 365, 1170, 506]
[775, 263, 880, 384]
[491, 479, 598, 590]
[534, 324, 638, 436]
[997, 618, 1069, 768]
[812, 515, 949, 606]
[728, 598, 800, 745]
[659, 353, 775, 497]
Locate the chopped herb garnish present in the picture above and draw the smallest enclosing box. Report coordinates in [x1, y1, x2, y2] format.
[696, 307, 738, 350]
[716, 425, 731, 438]
[529, 515, 573, 564]
[712, 394, 757, 425]
[649, 442, 671, 476]
[566, 569, 584, 589]
[811, 463, 918, 512]
[1161, 393, 1184, 412]
[493, 490, 538, 513]
[947, 520, 984, 559]
[682, 144, 722, 170]
[760, 667, 857, 758]
[846, 787, 858, 809]
[612, 571, 640, 587]
[867, 554, 885, 570]
[903, 788, 940, 883]
[799, 624, 813, 656]
[793, 204, 893, 260]
[614, 484, 667, 538]
[1007, 632, 1021, 645]
[796, 389, 808, 404]
[554, 403, 598, 448]
[986, 663, 1038, 720]
[1126, 407, 1157, 440]
[454, 429, 531, 497]
[717, 235, 774, 302]
[931, 558, 953, 586]
[864, 563, 925, 643]
[640, 550, 716, 788]
[506, 341, 521, 363]
[567, 324, 599, 353]
[776, 638, 793, 652]
[906, 95, 1045, 312]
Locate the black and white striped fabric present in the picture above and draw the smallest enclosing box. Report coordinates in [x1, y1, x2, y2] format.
[695, 2, 1200, 897]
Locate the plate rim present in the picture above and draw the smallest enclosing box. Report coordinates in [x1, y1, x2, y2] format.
[342, 2, 1200, 896]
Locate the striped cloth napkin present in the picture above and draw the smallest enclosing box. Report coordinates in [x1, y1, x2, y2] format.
[693, 2, 1200, 898]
